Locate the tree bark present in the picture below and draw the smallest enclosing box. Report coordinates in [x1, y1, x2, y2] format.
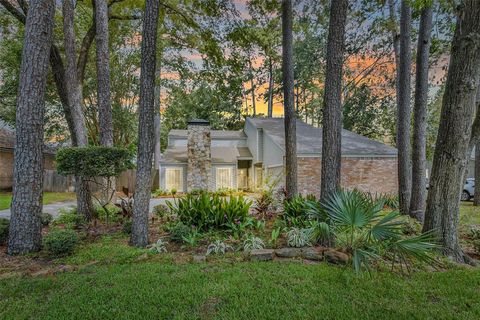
[267, 59, 274, 117]
[8, 0, 55, 255]
[282, 0, 297, 198]
[95, 0, 114, 147]
[62, 0, 95, 220]
[409, 6, 433, 220]
[396, 0, 413, 215]
[423, 0, 480, 263]
[131, 0, 160, 247]
[320, 0, 348, 203]
[248, 58, 256, 117]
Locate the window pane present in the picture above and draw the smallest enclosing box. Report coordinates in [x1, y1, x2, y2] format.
[166, 168, 182, 191]
[216, 168, 232, 189]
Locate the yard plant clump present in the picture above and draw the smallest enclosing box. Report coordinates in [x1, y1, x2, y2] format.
[43, 228, 79, 256]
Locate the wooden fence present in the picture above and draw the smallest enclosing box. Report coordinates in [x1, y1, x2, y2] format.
[42, 169, 158, 193]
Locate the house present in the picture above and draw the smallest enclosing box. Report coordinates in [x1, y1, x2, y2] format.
[159, 117, 398, 196]
[0, 119, 56, 190]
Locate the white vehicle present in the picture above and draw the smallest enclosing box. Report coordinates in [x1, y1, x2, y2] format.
[461, 178, 475, 201]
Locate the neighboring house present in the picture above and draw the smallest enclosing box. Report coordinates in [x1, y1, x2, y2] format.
[159, 117, 398, 196]
[0, 119, 56, 191]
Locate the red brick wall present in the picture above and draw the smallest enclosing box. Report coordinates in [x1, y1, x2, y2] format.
[297, 156, 398, 197]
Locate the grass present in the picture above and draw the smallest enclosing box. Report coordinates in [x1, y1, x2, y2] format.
[0, 235, 479, 319]
[0, 192, 76, 210]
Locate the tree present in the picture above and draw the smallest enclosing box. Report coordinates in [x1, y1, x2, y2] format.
[95, 0, 114, 147]
[62, 0, 95, 220]
[396, 0, 412, 216]
[422, 0, 480, 263]
[409, 4, 433, 220]
[282, 0, 297, 198]
[131, 0, 160, 247]
[7, 0, 55, 254]
[320, 0, 348, 203]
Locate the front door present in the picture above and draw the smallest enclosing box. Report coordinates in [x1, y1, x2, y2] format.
[237, 168, 248, 190]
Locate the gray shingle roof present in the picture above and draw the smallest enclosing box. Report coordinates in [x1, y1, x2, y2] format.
[168, 129, 247, 140]
[247, 117, 397, 156]
[161, 146, 252, 164]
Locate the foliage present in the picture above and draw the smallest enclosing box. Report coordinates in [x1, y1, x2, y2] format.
[95, 205, 122, 223]
[243, 235, 265, 251]
[148, 239, 168, 254]
[320, 190, 438, 274]
[153, 204, 170, 218]
[473, 240, 480, 254]
[168, 222, 192, 243]
[253, 190, 275, 217]
[286, 228, 312, 248]
[380, 193, 399, 210]
[122, 220, 132, 234]
[43, 229, 79, 256]
[206, 240, 233, 255]
[0, 218, 9, 245]
[40, 213, 53, 227]
[53, 209, 85, 229]
[152, 189, 169, 197]
[56, 146, 134, 178]
[467, 226, 480, 240]
[166, 192, 251, 231]
[182, 229, 201, 247]
[282, 194, 323, 227]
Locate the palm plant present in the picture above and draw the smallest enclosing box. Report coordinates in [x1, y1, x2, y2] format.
[319, 189, 438, 274]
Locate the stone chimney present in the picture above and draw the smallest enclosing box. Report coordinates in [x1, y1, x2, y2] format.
[187, 119, 212, 191]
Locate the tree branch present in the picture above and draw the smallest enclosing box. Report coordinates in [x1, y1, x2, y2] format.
[0, 0, 26, 23]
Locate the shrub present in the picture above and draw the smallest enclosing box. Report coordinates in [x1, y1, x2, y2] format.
[153, 204, 170, 218]
[319, 189, 438, 274]
[473, 240, 480, 254]
[283, 194, 322, 227]
[56, 146, 134, 178]
[40, 213, 53, 226]
[243, 235, 265, 251]
[166, 192, 251, 231]
[54, 209, 85, 229]
[95, 205, 121, 223]
[168, 222, 192, 243]
[206, 240, 233, 255]
[152, 189, 168, 197]
[253, 190, 274, 216]
[0, 218, 9, 245]
[286, 228, 312, 248]
[43, 229, 79, 256]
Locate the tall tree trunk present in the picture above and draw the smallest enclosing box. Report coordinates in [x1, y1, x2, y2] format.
[282, 0, 297, 198]
[320, 0, 348, 203]
[267, 59, 274, 117]
[409, 6, 433, 220]
[8, 0, 55, 255]
[62, 0, 95, 220]
[423, 0, 480, 263]
[95, 0, 113, 147]
[131, 0, 160, 247]
[396, 0, 412, 215]
[153, 55, 162, 189]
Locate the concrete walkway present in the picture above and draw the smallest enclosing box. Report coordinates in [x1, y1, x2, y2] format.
[0, 197, 175, 220]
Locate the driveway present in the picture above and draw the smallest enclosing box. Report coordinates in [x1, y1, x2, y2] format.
[0, 197, 176, 220]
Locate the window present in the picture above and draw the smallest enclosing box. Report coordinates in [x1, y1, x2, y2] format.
[216, 167, 233, 189]
[165, 168, 183, 192]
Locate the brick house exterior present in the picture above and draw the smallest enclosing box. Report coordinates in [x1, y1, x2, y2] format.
[0, 120, 56, 190]
[297, 156, 398, 197]
[159, 117, 398, 195]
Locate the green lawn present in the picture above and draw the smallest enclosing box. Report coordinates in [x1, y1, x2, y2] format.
[0, 236, 479, 319]
[0, 192, 76, 210]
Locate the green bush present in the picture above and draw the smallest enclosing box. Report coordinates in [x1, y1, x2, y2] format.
[167, 192, 251, 231]
[168, 222, 192, 243]
[468, 226, 480, 240]
[0, 218, 9, 245]
[283, 194, 322, 227]
[95, 205, 122, 223]
[43, 229, 79, 256]
[40, 213, 53, 226]
[153, 204, 170, 218]
[53, 209, 85, 229]
[56, 146, 134, 178]
[152, 189, 168, 197]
